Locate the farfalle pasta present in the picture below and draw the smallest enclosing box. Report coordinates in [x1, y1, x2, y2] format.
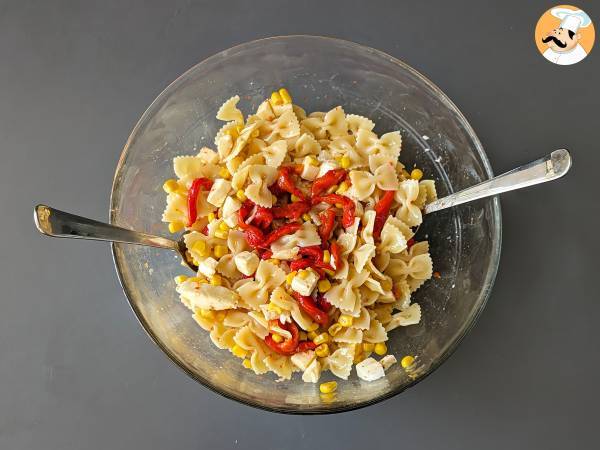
[163, 88, 437, 385]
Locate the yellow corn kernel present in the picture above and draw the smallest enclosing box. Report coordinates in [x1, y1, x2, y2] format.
[219, 222, 229, 232]
[278, 88, 292, 104]
[334, 203, 343, 209]
[306, 322, 319, 332]
[320, 392, 337, 403]
[267, 258, 280, 265]
[213, 245, 228, 258]
[199, 309, 215, 320]
[297, 269, 309, 280]
[291, 194, 300, 202]
[401, 355, 415, 369]
[214, 230, 228, 240]
[174, 275, 188, 284]
[410, 168, 423, 181]
[286, 271, 297, 285]
[319, 381, 337, 394]
[340, 155, 351, 169]
[307, 330, 319, 340]
[374, 342, 388, 356]
[328, 323, 343, 336]
[338, 315, 353, 327]
[307, 156, 319, 166]
[336, 181, 349, 194]
[322, 250, 331, 264]
[208, 212, 216, 222]
[270, 91, 283, 106]
[313, 333, 330, 346]
[242, 359, 252, 369]
[317, 279, 332, 293]
[326, 184, 338, 194]
[210, 274, 222, 286]
[236, 189, 247, 201]
[168, 221, 184, 233]
[163, 179, 179, 193]
[188, 276, 204, 284]
[219, 167, 231, 179]
[215, 311, 226, 322]
[271, 333, 283, 343]
[302, 213, 311, 222]
[362, 342, 375, 352]
[231, 345, 247, 358]
[192, 240, 207, 254]
[315, 343, 330, 358]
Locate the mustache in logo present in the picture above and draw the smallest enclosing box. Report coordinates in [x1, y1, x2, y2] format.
[542, 35, 567, 48]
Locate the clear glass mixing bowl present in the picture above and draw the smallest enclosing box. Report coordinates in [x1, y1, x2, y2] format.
[110, 36, 501, 413]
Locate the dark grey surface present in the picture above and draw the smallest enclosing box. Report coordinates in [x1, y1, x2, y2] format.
[1, 0, 598, 448]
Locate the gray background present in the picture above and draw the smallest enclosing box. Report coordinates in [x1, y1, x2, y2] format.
[1, 0, 598, 449]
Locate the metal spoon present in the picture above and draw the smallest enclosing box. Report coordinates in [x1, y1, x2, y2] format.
[33, 149, 571, 269]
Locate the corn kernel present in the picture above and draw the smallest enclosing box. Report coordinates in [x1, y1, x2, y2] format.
[340, 155, 351, 169]
[219, 167, 231, 179]
[215, 311, 226, 321]
[236, 190, 247, 201]
[210, 274, 222, 286]
[208, 212, 216, 222]
[270, 91, 283, 106]
[271, 333, 283, 343]
[313, 333, 330, 345]
[328, 323, 343, 336]
[231, 344, 247, 358]
[334, 203, 343, 209]
[192, 240, 207, 254]
[291, 194, 300, 202]
[401, 355, 415, 369]
[322, 250, 331, 264]
[286, 271, 297, 285]
[189, 276, 204, 284]
[319, 381, 337, 394]
[242, 359, 252, 369]
[163, 179, 179, 193]
[278, 88, 292, 104]
[219, 222, 229, 232]
[410, 168, 423, 181]
[315, 343, 330, 358]
[307, 330, 318, 340]
[307, 156, 319, 166]
[306, 322, 319, 332]
[317, 279, 332, 293]
[374, 342, 388, 356]
[213, 244, 228, 258]
[174, 275, 188, 284]
[199, 309, 215, 320]
[338, 315, 353, 327]
[214, 230, 228, 240]
[168, 221, 184, 233]
[267, 258, 280, 265]
[302, 213, 311, 222]
[297, 269, 309, 280]
[320, 392, 337, 403]
[362, 342, 375, 352]
[336, 181, 349, 194]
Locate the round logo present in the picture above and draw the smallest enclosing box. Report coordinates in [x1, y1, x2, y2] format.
[534, 5, 595, 65]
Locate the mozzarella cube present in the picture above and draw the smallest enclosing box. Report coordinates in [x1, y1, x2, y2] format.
[291, 269, 319, 296]
[197, 257, 218, 278]
[207, 179, 231, 207]
[380, 355, 397, 371]
[233, 251, 259, 276]
[301, 159, 320, 181]
[317, 160, 339, 178]
[356, 357, 385, 381]
[302, 358, 322, 383]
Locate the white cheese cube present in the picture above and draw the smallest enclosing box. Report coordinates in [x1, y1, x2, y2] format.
[196, 257, 218, 278]
[302, 359, 322, 383]
[207, 179, 231, 207]
[301, 158, 320, 181]
[356, 357, 385, 381]
[291, 269, 319, 296]
[233, 251, 259, 276]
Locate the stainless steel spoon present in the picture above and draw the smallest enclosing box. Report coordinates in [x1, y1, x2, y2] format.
[33, 149, 571, 270]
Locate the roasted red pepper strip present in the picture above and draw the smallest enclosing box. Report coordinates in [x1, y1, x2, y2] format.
[297, 245, 322, 261]
[187, 177, 213, 226]
[311, 169, 347, 197]
[237, 200, 254, 229]
[272, 202, 310, 221]
[264, 320, 299, 355]
[243, 226, 266, 250]
[317, 208, 336, 243]
[253, 206, 273, 229]
[276, 166, 306, 201]
[264, 222, 302, 246]
[312, 194, 355, 228]
[292, 292, 329, 327]
[316, 294, 332, 313]
[289, 258, 313, 272]
[373, 190, 396, 239]
[330, 241, 342, 271]
[406, 238, 415, 249]
[296, 341, 317, 352]
[260, 250, 273, 260]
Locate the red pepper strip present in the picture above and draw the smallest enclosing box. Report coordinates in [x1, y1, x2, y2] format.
[292, 292, 329, 327]
[237, 199, 255, 229]
[297, 341, 317, 352]
[272, 202, 310, 221]
[253, 206, 273, 229]
[263, 222, 303, 247]
[187, 177, 213, 226]
[289, 258, 313, 272]
[407, 238, 415, 249]
[373, 190, 396, 239]
[243, 226, 266, 250]
[260, 250, 273, 260]
[316, 294, 332, 313]
[264, 320, 299, 355]
[317, 208, 336, 243]
[298, 245, 323, 261]
[330, 242, 342, 271]
[311, 169, 347, 197]
[276, 166, 306, 201]
[312, 194, 355, 228]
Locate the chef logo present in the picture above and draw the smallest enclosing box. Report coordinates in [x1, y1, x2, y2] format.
[535, 5, 595, 65]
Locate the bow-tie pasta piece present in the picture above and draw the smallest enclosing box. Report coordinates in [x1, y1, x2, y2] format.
[210, 323, 237, 350]
[173, 155, 220, 185]
[302, 358, 322, 383]
[356, 129, 402, 162]
[363, 319, 388, 343]
[385, 303, 422, 332]
[236, 260, 286, 310]
[346, 114, 375, 135]
[216, 95, 244, 124]
[395, 179, 423, 227]
[292, 133, 321, 159]
[348, 164, 398, 201]
[326, 346, 355, 380]
[414, 179, 438, 208]
[244, 165, 279, 207]
[264, 354, 294, 380]
[260, 109, 300, 143]
[177, 279, 239, 310]
[234, 326, 270, 374]
[262, 140, 287, 168]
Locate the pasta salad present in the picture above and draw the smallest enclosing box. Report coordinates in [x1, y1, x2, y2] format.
[162, 89, 435, 384]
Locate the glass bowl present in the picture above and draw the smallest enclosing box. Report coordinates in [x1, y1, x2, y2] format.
[110, 36, 501, 414]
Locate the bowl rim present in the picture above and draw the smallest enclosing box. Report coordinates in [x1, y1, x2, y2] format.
[110, 35, 502, 414]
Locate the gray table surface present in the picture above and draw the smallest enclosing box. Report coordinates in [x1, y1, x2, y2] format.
[1, 0, 599, 449]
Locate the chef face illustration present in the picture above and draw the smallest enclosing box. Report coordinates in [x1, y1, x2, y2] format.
[535, 6, 594, 65]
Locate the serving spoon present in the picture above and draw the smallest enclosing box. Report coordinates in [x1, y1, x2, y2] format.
[34, 149, 571, 270]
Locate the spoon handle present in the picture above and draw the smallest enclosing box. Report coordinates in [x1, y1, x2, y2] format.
[34, 204, 178, 250]
[424, 149, 572, 214]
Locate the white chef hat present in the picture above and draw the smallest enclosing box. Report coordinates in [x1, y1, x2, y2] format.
[551, 7, 592, 33]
